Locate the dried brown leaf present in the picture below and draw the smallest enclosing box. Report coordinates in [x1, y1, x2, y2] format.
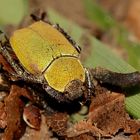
[66, 120, 111, 138]
[0, 102, 6, 129]
[89, 86, 140, 135]
[2, 85, 27, 140]
[46, 112, 68, 136]
[23, 104, 41, 130]
[66, 133, 96, 140]
[0, 54, 14, 74]
[102, 133, 130, 140]
[130, 133, 140, 140]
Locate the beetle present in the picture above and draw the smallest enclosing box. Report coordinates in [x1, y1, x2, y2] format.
[0, 13, 94, 104]
[1, 12, 140, 105]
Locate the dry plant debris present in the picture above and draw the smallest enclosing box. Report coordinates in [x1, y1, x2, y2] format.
[23, 104, 41, 130]
[130, 133, 140, 140]
[0, 102, 6, 129]
[21, 115, 57, 140]
[65, 133, 96, 140]
[2, 85, 27, 140]
[88, 85, 140, 135]
[46, 112, 68, 136]
[66, 120, 111, 138]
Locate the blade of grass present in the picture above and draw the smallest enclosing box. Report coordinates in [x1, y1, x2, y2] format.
[83, 0, 140, 70]
[48, 9, 140, 118]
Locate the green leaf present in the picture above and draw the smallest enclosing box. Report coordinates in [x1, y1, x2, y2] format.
[48, 9, 140, 118]
[0, 0, 28, 26]
[85, 37, 135, 72]
[83, 0, 140, 71]
[123, 41, 140, 70]
[83, 0, 116, 30]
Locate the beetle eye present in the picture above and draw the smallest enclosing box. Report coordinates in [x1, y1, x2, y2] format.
[64, 79, 85, 101]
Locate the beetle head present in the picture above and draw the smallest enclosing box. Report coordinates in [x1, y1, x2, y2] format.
[64, 79, 86, 101]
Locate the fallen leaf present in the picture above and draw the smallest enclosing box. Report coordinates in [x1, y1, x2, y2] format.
[66, 133, 96, 140]
[23, 103, 41, 130]
[0, 102, 6, 129]
[46, 112, 68, 136]
[66, 120, 111, 138]
[2, 85, 28, 140]
[89, 85, 140, 135]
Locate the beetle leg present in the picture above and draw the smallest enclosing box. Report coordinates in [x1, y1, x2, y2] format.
[90, 67, 140, 88]
[0, 64, 10, 92]
[1, 47, 44, 84]
[0, 33, 23, 75]
[53, 24, 81, 53]
[84, 68, 95, 102]
[1, 46, 24, 75]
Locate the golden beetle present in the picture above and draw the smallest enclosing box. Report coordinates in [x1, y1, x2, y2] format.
[0, 13, 140, 105]
[10, 21, 85, 93]
[0, 14, 93, 103]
